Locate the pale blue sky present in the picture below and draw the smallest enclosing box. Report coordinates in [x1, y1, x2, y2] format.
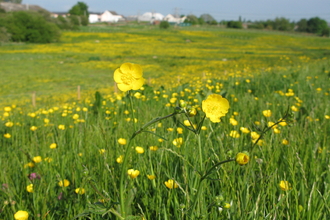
[22, 0, 330, 22]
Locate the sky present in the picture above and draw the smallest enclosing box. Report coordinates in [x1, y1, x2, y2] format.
[21, 0, 330, 22]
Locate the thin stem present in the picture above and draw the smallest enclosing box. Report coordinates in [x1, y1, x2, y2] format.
[119, 138, 133, 218]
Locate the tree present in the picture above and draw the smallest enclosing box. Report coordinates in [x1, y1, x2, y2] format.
[296, 19, 308, 32]
[200, 13, 216, 24]
[69, 2, 89, 17]
[3, 11, 60, 43]
[184, 14, 199, 25]
[272, 17, 293, 31]
[227, 20, 243, 29]
[68, 2, 89, 26]
[306, 17, 328, 35]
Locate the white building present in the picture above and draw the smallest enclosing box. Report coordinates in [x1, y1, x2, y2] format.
[138, 12, 164, 22]
[99, 10, 124, 23]
[164, 14, 186, 24]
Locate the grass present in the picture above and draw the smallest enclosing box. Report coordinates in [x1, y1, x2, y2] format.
[0, 26, 329, 219]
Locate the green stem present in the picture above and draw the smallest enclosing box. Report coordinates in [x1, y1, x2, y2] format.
[119, 138, 133, 218]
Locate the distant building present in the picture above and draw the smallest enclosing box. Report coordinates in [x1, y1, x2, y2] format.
[138, 12, 164, 23]
[0, 2, 49, 13]
[51, 12, 69, 18]
[164, 14, 186, 24]
[99, 10, 124, 23]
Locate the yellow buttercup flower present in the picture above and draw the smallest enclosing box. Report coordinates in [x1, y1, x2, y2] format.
[229, 130, 240, 138]
[75, 188, 86, 195]
[172, 137, 183, 147]
[114, 63, 145, 92]
[4, 133, 11, 138]
[58, 179, 70, 187]
[118, 138, 127, 145]
[32, 156, 42, 163]
[164, 179, 178, 189]
[26, 184, 34, 193]
[149, 146, 158, 151]
[147, 175, 156, 180]
[135, 146, 145, 154]
[236, 152, 250, 165]
[262, 110, 272, 117]
[202, 94, 229, 123]
[116, 155, 124, 163]
[127, 169, 140, 179]
[49, 143, 57, 149]
[279, 180, 291, 191]
[14, 210, 29, 220]
[240, 127, 250, 133]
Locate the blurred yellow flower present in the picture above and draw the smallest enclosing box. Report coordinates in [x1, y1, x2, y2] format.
[236, 152, 250, 165]
[72, 114, 79, 120]
[262, 110, 272, 117]
[58, 179, 70, 187]
[240, 127, 250, 133]
[4, 106, 12, 112]
[26, 184, 33, 193]
[49, 143, 57, 149]
[5, 122, 13, 127]
[250, 132, 260, 140]
[164, 179, 178, 189]
[30, 126, 37, 131]
[279, 180, 291, 191]
[147, 175, 156, 180]
[32, 156, 42, 163]
[282, 139, 289, 145]
[135, 146, 145, 154]
[24, 162, 35, 168]
[14, 210, 29, 220]
[229, 130, 240, 138]
[4, 133, 11, 138]
[127, 169, 140, 179]
[118, 138, 127, 145]
[291, 105, 299, 112]
[149, 146, 158, 151]
[114, 63, 145, 92]
[183, 120, 191, 127]
[172, 137, 183, 147]
[58, 124, 65, 130]
[201, 126, 207, 131]
[223, 203, 231, 209]
[99, 149, 106, 154]
[202, 94, 229, 123]
[75, 188, 86, 195]
[116, 155, 124, 163]
[177, 127, 183, 134]
[229, 118, 238, 126]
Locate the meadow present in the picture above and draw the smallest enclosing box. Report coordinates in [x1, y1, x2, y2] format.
[0, 25, 329, 219]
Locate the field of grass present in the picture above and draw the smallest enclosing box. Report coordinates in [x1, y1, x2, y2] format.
[0, 26, 329, 219]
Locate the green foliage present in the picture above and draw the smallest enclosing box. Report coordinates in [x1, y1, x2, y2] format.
[159, 20, 170, 29]
[184, 14, 199, 25]
[200, 13, 216, 24]
[69, 1, 89, 17]
[2, 11, 60, 43]
[306, 17, 328, 35]
[54, 15, 77, 30]
[0, 26, 10, 42]
[296, 18, 308, 32]
[227, 20, 243, 29]
[272, 17, 294, 31]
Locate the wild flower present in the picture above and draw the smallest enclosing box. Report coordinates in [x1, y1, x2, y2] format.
[236, 152, 250, 165]
[114, 63, 145, 92]
[75, 188, 86, 195]
[279, 180, 291, 191]
[14, 210, 29, 220]
[202, 94, 229, 123]
[58, 179, 70, 187]
[26, 184, 34, 193]
[127, 169, 140, 179]
[164, 179, 178, 189]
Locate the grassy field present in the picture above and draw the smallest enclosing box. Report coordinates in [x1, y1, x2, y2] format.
[0, 26, 329, 219]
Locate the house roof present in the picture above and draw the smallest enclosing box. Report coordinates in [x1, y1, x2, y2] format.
[0, 2, 49, 13]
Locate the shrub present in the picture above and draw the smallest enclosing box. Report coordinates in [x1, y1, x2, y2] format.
[159, 21, 170, 29]
[0, 27, 11, 42]
[227, 20, 243, 29]
[4, 11, 60, 43]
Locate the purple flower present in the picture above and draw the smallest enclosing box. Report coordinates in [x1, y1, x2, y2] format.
[29, 173, 41, 180]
